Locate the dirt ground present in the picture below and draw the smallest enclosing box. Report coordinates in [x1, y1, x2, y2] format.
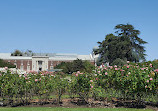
[12, 98, 158, 111]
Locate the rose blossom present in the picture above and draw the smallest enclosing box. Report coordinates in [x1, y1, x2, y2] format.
[150, 78, 153, 81]
[75, 74, 78, 77]
[91, 86, 93, 88]
[25, 78, 28, 80]
[154, 69, 158, 72]
[4, 67, 8, 70]
[35, 79, 38, 82]
[105, 72, 108, 75]
[90, 80, 93, 82]
[147, 80, 149, 83]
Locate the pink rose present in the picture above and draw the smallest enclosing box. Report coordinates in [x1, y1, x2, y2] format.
[96, 78, 98, 80]
[105, 72, 108, 75]
[114, 65, 117, 68]
[145, 85, 147, 88]
[91, 86, 93, 88]
[150, 78, 153, 81]
[75, 74, 78, 77]
[147, 80, 149, 83]
[115, 68, 118, 70]
[127, 61, 130, 63]
[154, 69, 158, 72]
[4, 67, 8, 70]
[90, 80, 93, 82]
[104, 68, 107, 70]
[19, 75, 22, 77]
[25, 78, 28, 80]
[141, 68, 145, 70]
[127, 66, 129, 68]
[35, 79, 38, 82]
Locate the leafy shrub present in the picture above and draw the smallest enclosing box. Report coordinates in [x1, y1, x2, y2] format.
[55, 59, 94, 74]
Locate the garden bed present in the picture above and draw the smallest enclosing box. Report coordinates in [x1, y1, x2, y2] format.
[0, 98, 158, 111]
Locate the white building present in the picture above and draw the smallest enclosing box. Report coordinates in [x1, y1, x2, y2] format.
[0, 53, 98, 71]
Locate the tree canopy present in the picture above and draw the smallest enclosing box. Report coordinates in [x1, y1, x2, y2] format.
[54, 59, 94, 74]
[11, 49, 34, 56]
[94, 24, 147, 65]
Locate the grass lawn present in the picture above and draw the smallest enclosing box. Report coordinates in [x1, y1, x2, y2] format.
[0, 107, 154, 111]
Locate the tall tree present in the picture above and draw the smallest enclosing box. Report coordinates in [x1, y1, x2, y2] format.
[115, 24, 147, 62]
[94, 24, 147, 65]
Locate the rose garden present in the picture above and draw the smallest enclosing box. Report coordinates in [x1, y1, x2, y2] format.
[0, 60, 158, 110]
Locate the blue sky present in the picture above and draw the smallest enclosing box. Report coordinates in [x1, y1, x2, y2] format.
[0, 0, 158, 61]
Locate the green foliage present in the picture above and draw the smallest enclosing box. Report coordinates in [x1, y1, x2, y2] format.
[55, 59, 94, 74]
[0, 59, 16, 68]
[53, 75, 68, 104]
[11, 49, 23, 56]
[112, 58, 126, 66]
[94, 24, 147, 66]
[69, 72, 93, 101]
[0, 61, 158, 105]
[11, 49, 34, 56]
[94, 62, 158, 101]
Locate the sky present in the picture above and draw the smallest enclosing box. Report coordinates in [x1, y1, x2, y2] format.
[0, 0, 158, 61]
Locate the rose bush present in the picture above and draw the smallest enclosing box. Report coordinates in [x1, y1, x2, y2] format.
[0, 61, 158, 106]
[94, 62, 158, 102]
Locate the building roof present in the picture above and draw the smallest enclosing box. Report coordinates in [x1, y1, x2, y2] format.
[0, 53, 95, 61]
[0, 53, 31, 60]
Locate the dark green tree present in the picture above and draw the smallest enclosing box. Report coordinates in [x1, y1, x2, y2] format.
[115, 24, 147, 62]
[11, 49, 23, 56]
[54, 59, 94, 74]
[94, 24, 147, 65]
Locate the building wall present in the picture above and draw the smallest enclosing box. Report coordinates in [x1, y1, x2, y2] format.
[4, 58, 95, 71]
[32, 57, 49, 71]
